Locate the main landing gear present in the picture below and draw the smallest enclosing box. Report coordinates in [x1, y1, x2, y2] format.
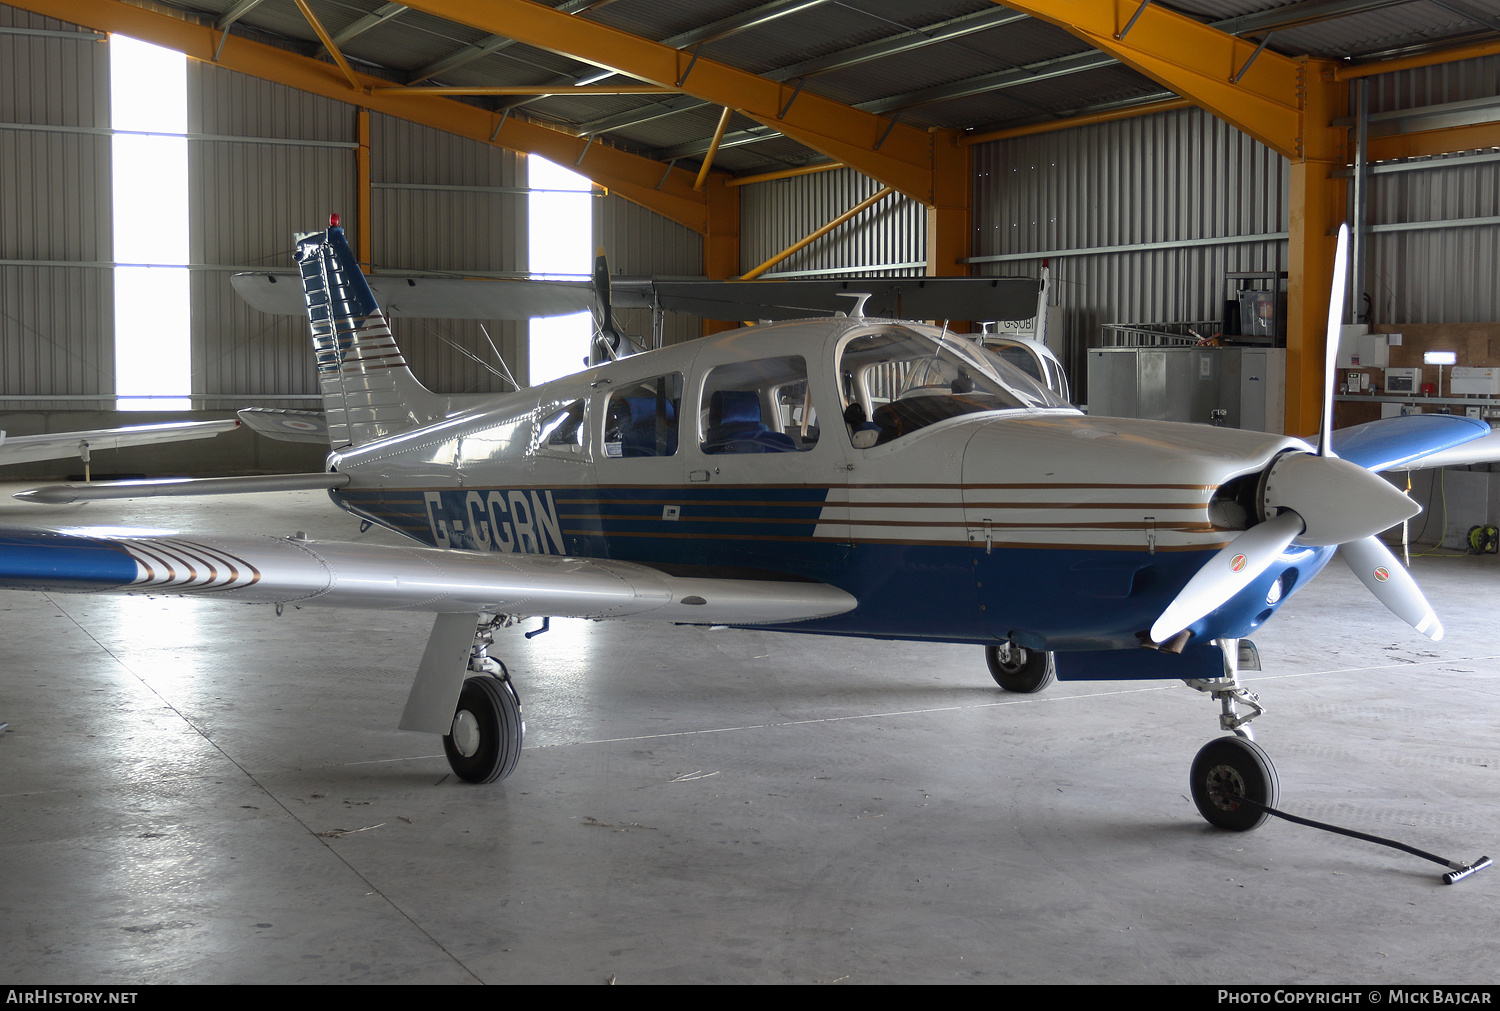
[444, 674, 524, 784]
[400, 612, 526, 784]
[1185, 638, 1277, 831]
[984, 641, 1056, 693]
[443, 613, 525, 784]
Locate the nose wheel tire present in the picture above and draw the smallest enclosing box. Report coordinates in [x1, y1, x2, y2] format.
[1190, 736, 1278, 831]
[985, 643, 1057, 693]
[443, 676, 524, 784]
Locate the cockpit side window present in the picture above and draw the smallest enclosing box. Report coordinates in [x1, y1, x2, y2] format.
[837, 326, 1069, 446]
[699, 356, 817, 455]
[538, 400, 585, 449]
[603, 373, 682, 458]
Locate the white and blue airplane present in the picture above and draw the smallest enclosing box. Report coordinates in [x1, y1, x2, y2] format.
[1, 219, 1490, 832]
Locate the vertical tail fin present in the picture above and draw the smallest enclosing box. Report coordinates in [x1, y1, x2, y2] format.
[296, 216, 444, 448]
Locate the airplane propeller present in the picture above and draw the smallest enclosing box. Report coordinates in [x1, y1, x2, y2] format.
[1150, 224, 1443, 645]
[589, 248, 624, 365]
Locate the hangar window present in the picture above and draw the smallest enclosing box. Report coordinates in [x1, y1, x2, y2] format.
[528, 156, 593, 386]
[111, 35, 190, 410]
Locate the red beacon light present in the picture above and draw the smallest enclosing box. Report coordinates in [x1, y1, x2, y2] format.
[329, 213, 340, 229]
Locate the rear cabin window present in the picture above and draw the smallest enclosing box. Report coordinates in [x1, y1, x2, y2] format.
[698, 356, 818, 455]
[603, 374, 682, 458]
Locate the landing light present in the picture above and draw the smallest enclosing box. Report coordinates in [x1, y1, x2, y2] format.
[1265, 575, 1283, 605]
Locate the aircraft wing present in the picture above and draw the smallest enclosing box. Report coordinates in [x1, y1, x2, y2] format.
[627, 277, 1041, 322]
[231, 272, 595, 319]
[1331, 414, 1493, 471]
[0, 528, 856, 626]
[232, 271, 1041, 323]
[0, 419, 239, 467]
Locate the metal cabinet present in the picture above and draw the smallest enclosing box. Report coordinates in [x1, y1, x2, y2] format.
[1086, 346, 1286, 434]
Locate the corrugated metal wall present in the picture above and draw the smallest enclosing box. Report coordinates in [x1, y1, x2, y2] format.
[189, 67, 528, 404]
[188, 63, 354, 409]
[0, 7, 112, 409]
[971, 106, 1291, 394]
[371, 115, 525, 394]
[1363, 54, 1500, 324]
[595, 189, 702, 347]
[740, 166, 926, 278]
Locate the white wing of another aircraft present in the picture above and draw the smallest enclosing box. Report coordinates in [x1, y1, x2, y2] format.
[0, 419, 239, 469]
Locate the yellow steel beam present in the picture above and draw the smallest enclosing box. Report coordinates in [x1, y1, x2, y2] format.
[372, 85, 679, 96]
[962, 97, 1193, 145]
[694, 107, 732, 192]
[16, 0, 714, 233]
[1337, 38, 1500, 80]
[725, 162, 844, 187]
[292, 0, 359, 92]
[990, 2, 1308, 160]
[927, 129, 970, 280]
[1369, 121, 1500, 161]
[356, 107, 371, 268]
[393, 0, 938, 203]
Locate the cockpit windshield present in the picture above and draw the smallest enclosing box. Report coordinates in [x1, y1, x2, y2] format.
[837, 325, 1071, 446]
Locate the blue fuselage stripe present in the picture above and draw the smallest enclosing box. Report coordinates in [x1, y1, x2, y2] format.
[331, 487, 1330, 649]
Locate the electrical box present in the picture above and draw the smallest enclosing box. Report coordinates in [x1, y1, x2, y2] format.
[1451, 366, 1500, 395]
[1384, 367, 1423, 393]
[1336, 327, 1389, 369]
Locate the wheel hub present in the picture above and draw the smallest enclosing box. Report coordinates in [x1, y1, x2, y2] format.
[1203, 763, 1246, 812]
[450, 709, 482, 758]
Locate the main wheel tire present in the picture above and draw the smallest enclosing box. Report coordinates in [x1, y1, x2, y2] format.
[1190, 736, 1279, 831]
[985, 643, 1057, 693]
[443, 676, 524, 784]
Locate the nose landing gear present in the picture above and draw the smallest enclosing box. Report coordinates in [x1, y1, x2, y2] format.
[984, 641, 1056, 693]
[1185, 637, 1276, 830]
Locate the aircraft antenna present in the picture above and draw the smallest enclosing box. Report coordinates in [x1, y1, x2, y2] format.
[835, 292, 872, 318]
[479, 323, 523, 390]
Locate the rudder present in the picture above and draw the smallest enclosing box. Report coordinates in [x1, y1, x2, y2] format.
[296, 216, 445, 448]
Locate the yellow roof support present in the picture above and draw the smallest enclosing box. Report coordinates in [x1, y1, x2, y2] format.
[291, 0, 359, 93]
[15, 0, 715, 233]
[372, 85, 680, 96]
[394, 0, 939, 204]
[991, 1, 1311, 160]
[694, 107, 733, 193]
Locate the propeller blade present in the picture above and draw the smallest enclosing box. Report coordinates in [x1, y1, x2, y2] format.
[1263, 450, 1419, 545]
[593, 247, 614, 338]
[1150, 509, 1305, 644]
[1340, 535, 1443, 640]
[1320, 223, 1350, 458]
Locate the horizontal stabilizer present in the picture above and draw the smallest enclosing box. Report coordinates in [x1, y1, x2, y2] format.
[1332, 414, 1491, 471]
[0, 528, 857, 624]
[233, 271, 1041, 323]
[15, 472, 350, 505]
[236, 408, 330, 445]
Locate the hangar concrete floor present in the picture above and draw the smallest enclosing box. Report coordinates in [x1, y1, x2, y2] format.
[0, 482, 1496, 985]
